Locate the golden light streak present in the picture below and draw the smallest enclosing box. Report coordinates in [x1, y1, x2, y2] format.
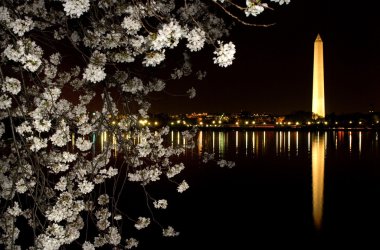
[219, 132, 225, 157]
[212, 131, 215, 153]
[349, 131, 352, 153]
[198, 131, 203, 156]
[235, 131, 239, 154]
[275, 131, 278, 156]
[359, 131, 362, 157]
[263, 131, 266, 152]
[252, 131, 256, 155]
[245, 131, 248, 156]
[312, 133, 325, 230]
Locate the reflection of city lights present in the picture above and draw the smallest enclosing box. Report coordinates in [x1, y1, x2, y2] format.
[359, 131, 362, 156]
[349, 131, 352, 152]
[296, 131, 299, 156]
[198, 131, 203, 156]
[211, 132, 215, 152]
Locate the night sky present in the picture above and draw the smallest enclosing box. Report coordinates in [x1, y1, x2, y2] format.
[151, 0, 380, 115]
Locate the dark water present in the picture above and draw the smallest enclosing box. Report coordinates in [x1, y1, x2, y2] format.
[133, 130, 380, 249]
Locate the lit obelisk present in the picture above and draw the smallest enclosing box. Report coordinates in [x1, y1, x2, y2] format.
[312, 34, 325, 119]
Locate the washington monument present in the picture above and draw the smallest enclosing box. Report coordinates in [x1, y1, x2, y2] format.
[312, 34, 325, 119]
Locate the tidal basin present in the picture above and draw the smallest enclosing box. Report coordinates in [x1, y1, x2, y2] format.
[92, 129, 380, 249]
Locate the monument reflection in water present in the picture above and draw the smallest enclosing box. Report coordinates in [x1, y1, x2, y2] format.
[311, 132, 325, 230]
[85, 129, 380, 246]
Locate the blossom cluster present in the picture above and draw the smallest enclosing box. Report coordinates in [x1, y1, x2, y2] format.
[0, 0, 289, 249]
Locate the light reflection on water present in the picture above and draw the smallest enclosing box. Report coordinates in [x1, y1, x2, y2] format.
[78, 129, 380, 243]
[79, 130, 380, 162]
[312, 132, 325, 230]
[166, 130, 380, 160]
